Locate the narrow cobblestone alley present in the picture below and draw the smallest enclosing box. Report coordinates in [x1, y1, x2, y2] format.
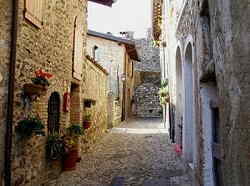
[47, 118, 192, 186]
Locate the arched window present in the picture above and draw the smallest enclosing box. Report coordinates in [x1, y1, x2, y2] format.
[48, 92, 61, 134]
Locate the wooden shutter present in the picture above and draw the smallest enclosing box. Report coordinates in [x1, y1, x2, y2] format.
[73, 17, 83, 80]
[25, 0, 43, 28]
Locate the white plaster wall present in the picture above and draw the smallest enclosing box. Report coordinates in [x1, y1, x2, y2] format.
[200, 83, 217, 186]
[183, 58, 194, 163]
[175, 47, 183, 145]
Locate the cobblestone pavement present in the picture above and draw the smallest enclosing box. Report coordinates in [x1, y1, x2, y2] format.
[47, 118, 193, 186]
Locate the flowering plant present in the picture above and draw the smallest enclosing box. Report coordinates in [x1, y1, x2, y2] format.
[35, 69, 53, 79]
[63, 124, 84, 152]
[31, 69, 53, 87]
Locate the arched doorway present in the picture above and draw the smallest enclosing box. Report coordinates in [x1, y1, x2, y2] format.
[48, 92, 61, 134]
[175, 47, 183, 146]
[183, 43, 195, 164]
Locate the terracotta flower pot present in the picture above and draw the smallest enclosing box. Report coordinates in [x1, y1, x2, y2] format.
[83, 121, 92, 129]
[63, 148, 78, 171]
[23, 83, 47, 96]
[50, 159, 62, 169]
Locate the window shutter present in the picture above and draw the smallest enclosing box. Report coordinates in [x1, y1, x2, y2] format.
[73, 17, 83, 80]
[25, 0, 43, 28]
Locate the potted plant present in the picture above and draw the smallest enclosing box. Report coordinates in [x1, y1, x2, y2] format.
[46, 133, 65, 162]
[66, 124, 84, 137]
[15, 115, 45, 139]
[63, 124, 84, 171]
[83, 114, 92, 129]
[24, 69, 53, 96]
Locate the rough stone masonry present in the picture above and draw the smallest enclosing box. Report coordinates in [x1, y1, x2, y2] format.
[133, 29, 162, 118]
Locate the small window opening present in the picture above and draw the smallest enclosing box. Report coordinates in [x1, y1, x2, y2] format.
[84, 99, 96, 108]
[92, 45, 100, 61]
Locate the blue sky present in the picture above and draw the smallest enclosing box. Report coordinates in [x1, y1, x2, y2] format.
[88, 0, 152, 38]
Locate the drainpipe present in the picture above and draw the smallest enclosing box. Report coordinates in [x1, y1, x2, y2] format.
[4, 0, 18, 185]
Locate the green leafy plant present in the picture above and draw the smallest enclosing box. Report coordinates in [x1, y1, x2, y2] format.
[31, 77, 50, 87]
[15, 116, 45, 139]
[158, 79, 170, 105]
[46, 133, 65, 160]
[66, 124, 84, 137]
[159, 87, 168, 97]
[161, 79, 168, 88]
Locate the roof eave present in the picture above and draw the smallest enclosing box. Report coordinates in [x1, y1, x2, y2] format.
[87, 30, 134, 45]
[125, 45, 140, 61]
[87, 30, 140, 61]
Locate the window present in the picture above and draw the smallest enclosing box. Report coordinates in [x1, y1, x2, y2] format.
[92, 45, 100, 61]
[25, 0, 43, 28]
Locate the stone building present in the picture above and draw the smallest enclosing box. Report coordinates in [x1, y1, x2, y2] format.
[0, 0, 115, 185]
[81, 55, 109, 152]
[86, 30, 139, 126]
[152, 0, 250, 186]
[133, 30, 162, 118]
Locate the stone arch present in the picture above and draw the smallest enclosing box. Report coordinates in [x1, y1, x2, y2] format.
[48, 92, 61, 134]
[183, 41, 195, 164]
[175, 46, 183, 145]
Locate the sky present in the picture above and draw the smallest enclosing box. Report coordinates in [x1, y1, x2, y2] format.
[88, 0, 152, 38]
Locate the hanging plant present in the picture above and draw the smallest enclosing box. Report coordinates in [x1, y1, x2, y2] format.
[23, 69, 53, 98]
[31, 69, 53, 87]
[15, 115, 45, 139]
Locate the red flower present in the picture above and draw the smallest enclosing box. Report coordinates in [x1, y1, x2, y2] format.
[35, 69, 53, 79]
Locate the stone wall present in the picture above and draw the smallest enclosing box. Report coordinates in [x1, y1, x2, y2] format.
[0, 0, 12, 183]
[87, 35, 126, 99]
[134, 29, 161, 73]
[162, 0, 250, 185]
[86, 35, 126, 126]
[134, 82, 161, 118]
[11, 0, 87, 185]
[124, 54, 135, 120]
[133, 29, 162, 118]
[112, 100, 122, 127]
[209, 1, 250, 185]
[81, 57, 108, 152]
